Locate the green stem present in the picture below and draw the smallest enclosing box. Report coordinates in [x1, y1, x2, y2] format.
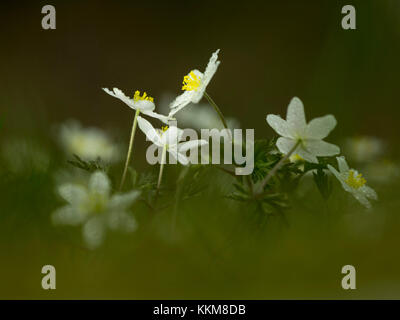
[204, 91, 229, 131]
[155, 145, 167, 204]
[119, 108, 140, 191]
[258, 140, 301, 192]
[172, 165, 189, 234]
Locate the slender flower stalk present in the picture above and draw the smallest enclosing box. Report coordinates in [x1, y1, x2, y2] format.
[204, 91, 229, 130]
[155, 145, 167, 204]
[259, 140, 301, 192]
[119, 108, 140, 190]
[172, 165, 189, 233]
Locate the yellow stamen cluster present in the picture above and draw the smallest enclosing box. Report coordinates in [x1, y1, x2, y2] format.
[182, 71, 201, 91]
[161, 126, 169, 133]
[345, 170, 366, 189]
[133, 90, 154, 102]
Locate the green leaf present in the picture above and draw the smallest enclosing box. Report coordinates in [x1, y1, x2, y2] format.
[67, 154, 107, 173]
[313, 168, 332, 200]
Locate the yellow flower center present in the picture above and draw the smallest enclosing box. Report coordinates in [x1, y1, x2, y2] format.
[133, 90, 154, 102]
[82, 192, 108, 214]
[161, 125, 169, 133]
[182, 71, 201, 91]
[345, 170, 366, 189]
[290, 153, 304, 162]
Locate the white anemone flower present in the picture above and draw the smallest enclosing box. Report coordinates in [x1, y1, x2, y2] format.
[328, 156, 378, 209]
[103, 88, 170, 123]
[266, 97, 340, 163]
[59, 121, 121, 162]
[52, 171, 140, 249]
[169, 49, 221, 117]
[137, 116, 208, 165]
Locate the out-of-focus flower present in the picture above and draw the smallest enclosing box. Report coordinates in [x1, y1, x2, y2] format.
[169, 50, 221, 117]
[328, 156, 377, 209]
[364, 159, 400, 184]
[59, 121, 121, 163]
[344, 136, 385, 164]
[103, 88, 170, 123]
[159, 93, 239, 130]
[1, 138, 50, 173]
[266, 97, 340, 163]
[137, 116, 208, 165]
[52, 171, 139, 249]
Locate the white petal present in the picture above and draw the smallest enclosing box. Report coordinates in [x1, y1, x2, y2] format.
[102, 88, 155, 111]
[286, 97, 306, 132]
[361, 185, 378, 200]
[178, 139, 208, 153]
[276, 137, 297, 155]
[137, 116, 163, 146]
[82, 217, 105, 249]
[109, 190, 140, 210]
[169, 91, 195, 116]
[58, 184, 87, 205]
[141, 110, 171, 124]
[202, 49, 220, 89]
[305, 140, 340, 157]
[89, 171, 111, 196]
[328, 164, 352, 192]
[161, 126, 183, 146]
[168, 147, 190, 165]
[52, 206, 86, 226]
[103, 87, 137, 110]
[307, 115, 337, 139]
[133, 99, 155, 111]
[107, 211, 137, 232]
[337, 156, 349, 173]
[266, 114, 293, 138]
[296, 148, 318, 163]
[353, 192, 372, 209]
[327, 164, 341, 181]
[190, 70, 206, 104]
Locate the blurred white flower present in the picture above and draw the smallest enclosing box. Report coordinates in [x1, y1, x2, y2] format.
[169, 50, 221, 117]
[344, 136, 385, 164]
[1, 138, 50, 173]
[59, 121, 121, 163]
[328, 156, 377, 209]
[103, 88, 170, 123]
[159, 93, 239, 130]
[364, 159, 400, 184]
[137, 116, 208, 165]
[266, 97, 340, 163]
[52, 171, 140, 249]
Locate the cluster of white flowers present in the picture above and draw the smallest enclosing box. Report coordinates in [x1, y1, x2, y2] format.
[266, 97, 377, 208]
[52, 49, 382, 249]
[53, 50, 222, 248]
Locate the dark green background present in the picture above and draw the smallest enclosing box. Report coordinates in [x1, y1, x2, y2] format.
[0, 0, 399, 299]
